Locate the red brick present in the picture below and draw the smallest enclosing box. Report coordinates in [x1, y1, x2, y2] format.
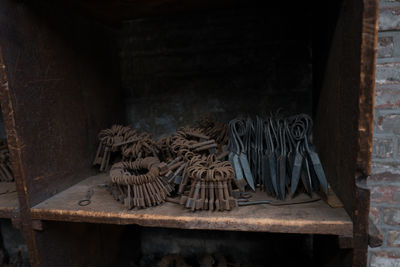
[370, 250, 400, 267]
[383, 208, 400, 225]
[375, 88, 400, 109]
[376, 63, 400, 85]
[369, 172, 400, 183]
[393, 191, 400, 202]
[375, 114, 400, 134]
[370, 207, 381, 225]
[370, 186, 399, 203]
[388, 231, 400, 247]
[378, 37, 394, 58]
[373, 138, 394, 158]
[380, 7, 400, 31]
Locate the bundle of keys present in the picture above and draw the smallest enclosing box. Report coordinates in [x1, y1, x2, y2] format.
[93, 125, 158, 172]
[157, 126, 221, 187]
[93, 125, 138, 172]
[179, 155, 238, 212]
[108, 157, 173, 209]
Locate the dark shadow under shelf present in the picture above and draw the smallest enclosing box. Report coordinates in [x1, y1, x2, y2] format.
[31, 174, 353, 236]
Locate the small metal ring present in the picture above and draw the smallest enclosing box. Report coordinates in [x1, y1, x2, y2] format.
[78, 199, 91, 206]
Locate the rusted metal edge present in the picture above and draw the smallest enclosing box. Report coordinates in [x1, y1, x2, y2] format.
[29, 207, 353, 236]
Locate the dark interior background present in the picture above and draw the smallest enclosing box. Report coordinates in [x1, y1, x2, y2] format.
[119, 5, 313, 136]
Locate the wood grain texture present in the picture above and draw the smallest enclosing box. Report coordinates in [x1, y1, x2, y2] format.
[353, 184, 370, 267]
[31, 174, 353, 236]
[352, 0, 379, 264]
[357, 0, 379, 177]
[0, 38, 40, 265]
[0, 182, 18, 218]
[314, 0, 378, 266]
[314, 0, 362, 223]
[0, 0, 122, 207]
[0, 1, 123, 265]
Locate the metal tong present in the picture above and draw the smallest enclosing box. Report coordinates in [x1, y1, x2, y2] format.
[228, 113, 328, 199]
[227, 118, 255, 191]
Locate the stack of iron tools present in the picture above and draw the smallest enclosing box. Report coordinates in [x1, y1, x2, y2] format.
[156, 126, 238, 211]
[227, 114, 328, 199]
[94, 117, 238, 211]
[93, 125, 159, 172]
[92, 113, 327, 209]
[109, 157, 174, 209]
[0, 140, 13, 182]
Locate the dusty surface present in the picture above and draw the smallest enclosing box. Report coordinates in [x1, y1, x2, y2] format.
[32, 173, 352, 235]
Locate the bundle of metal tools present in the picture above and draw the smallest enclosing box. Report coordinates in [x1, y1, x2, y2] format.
[179, 155, 237, 211]
[227, 113, 328, 200]
[93, 125, 158, 172]
[91, 112, 327, 210]
[109, 157, 173, 209]
[93, 117, 239, 211]
[156, 125, 238, 211]
[0, 140, 13, 182]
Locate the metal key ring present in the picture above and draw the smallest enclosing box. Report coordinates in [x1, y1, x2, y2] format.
[78, 199, 91, 206]
[240, 192, 252, 198]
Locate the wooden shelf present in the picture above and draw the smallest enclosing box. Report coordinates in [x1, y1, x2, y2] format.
[31, 174, 353, 236]
[0, 182, 19, 219]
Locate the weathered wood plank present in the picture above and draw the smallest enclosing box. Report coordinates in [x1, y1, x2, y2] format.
[31, 174, 353, 236]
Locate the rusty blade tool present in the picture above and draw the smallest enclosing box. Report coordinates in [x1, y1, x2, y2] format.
[289, 116, 307, 196]
[290, 142, 303, 197]
[285, 119, 295, 189]
[254, 116, 264, 186]
[228, 121, 246, 191]
[300, 144, 313, 197]
[302, 114, 328, 194]
[261, 119, 274, 195]
[277, 119, 287, 200]
[244, 117, 256, 181]
[269, 117, 279, 196]
[231, 118, 255, 191]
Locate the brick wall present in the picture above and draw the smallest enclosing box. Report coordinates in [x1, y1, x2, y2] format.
[369, 1, 400, 266]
